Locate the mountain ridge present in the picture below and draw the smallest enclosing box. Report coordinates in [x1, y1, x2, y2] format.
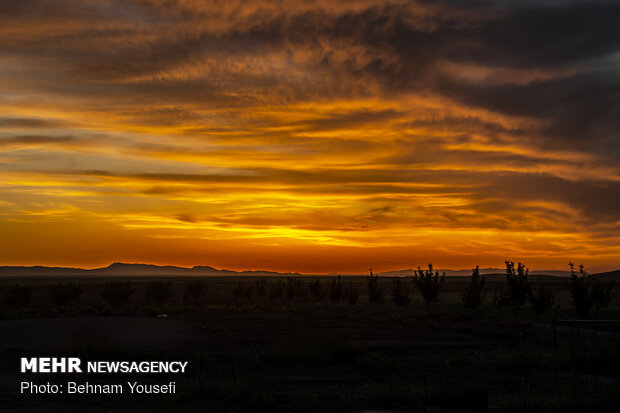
[0, 262, 296, 277]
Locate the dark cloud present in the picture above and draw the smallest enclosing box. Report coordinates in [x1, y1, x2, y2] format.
[481, 174, 620, 221]
[287, 109, 403, 132]
[5, 0, 618, 154]
[443, 71, 620, 155]
[0, 118, 66, 129]
[0, 135, 79, 149]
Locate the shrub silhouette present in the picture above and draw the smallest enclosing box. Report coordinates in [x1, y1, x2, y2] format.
[492, 291, 507, 309]
[183, 280, 208, 304]
[308, 278, 327, 302]
[412, 264, 445, 310]
[144, 281, 174, 306]
[254, 278, 267, 297]
[528, 277, 555, 321]
[343, 280, 359, 305]
[462, 266, 486, 309]
[49, 283, 82, 307]
[391, 276, 411, 307]
[233, 282, 254, 300]
[366, 269, 383, 304]
[592, 278, 613, 316]
[4, 284, 33, 308]
[101, 280, 134, 308]
[328, 275, 344, 303]
[269, 280, 285, 301]
[286, 277, 305, 300]
[567, 263, 613, 318]
[494, 261, 531, 310]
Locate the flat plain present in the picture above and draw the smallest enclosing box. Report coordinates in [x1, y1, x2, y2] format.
[1, 275, 618, 412]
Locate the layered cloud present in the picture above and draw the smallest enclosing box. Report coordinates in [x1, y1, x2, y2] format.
[1, 0, 619, 272]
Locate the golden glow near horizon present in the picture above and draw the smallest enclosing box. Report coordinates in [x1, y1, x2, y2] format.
[1, 1, 619, 273]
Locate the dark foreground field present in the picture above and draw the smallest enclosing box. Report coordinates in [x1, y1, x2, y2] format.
[1, 275, 619, 412]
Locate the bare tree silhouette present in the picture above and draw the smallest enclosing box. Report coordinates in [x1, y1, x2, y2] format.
[391, 276, 411, 307]
[183, 280, 207, 305]
[367, 269, 383, 304]
[462, 266, 486, 310]
[412, 264, 445, 311]
[568, 263, 613, 318]
[4, 284, 33, 308]
[102, 280, 134, 309]
[144, 281, 174, 306]
[494, 261, 531, 311]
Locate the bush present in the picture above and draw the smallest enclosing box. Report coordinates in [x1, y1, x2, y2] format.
[367, 269, 383, 304]
[232, 282, 254, 300]
[462, 266, 485, 309]
[343, 280, 359, 305]
[254, 278, 267, 297]
[592, 279, 613, 315]
[494, 261, 531, 310]
[492, 291, 509, 309]
[391, 277, 411, 307]
[328, 275, 344, 303]
[528, 277, 555, 320]
[49, 283, 82, 307]
[4, 284, 33, 308]
[269, 280, 285, 301]
[183, 280, 208, 304]
[101, 280, 134, 308]
[144, 281, 174, 306]
[286, 277, 305, 300]
[568, 263, 613, 318]
[412, 263, 445, 310]
[308, 278, 327, 302]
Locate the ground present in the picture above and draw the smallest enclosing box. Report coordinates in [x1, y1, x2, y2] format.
[0, 275, 618, 412]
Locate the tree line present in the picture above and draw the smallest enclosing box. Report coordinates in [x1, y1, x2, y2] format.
[2, 262, 614, 319]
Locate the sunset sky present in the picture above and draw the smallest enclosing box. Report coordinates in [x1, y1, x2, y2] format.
[1, 0, 619, 273]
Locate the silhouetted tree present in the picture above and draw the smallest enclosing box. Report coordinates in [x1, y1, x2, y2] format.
[308, 278, 327, 302]
[462, 266, 486, 310]
[367, 269, 383, 304]
[101, 280, 134, 308]
[592, 280, 613, 316]
[328, 275, 344, 303]
[528, 277, 555, 321]
[144, 281, 174, 306]
[254, 278, 267, 297]
[233, 282, 254, 300]
[269, 280, 285, 301]
[567, 263, 613, 318]
[4, 284, 33, 308]
[286, 277, 305, 300]
[494, 261, 531, 310]
[344, 280, 359, 305]
[391, 277, 411, 307]
[183, 280, 207, 304]
[49, 282, 82, 307]
[412, 264, 445, 311]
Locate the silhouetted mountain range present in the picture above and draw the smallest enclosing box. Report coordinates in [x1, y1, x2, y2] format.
[0, 262, 301, 277]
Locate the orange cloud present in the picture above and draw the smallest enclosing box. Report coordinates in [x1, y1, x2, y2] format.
[1, 0, 619, 273]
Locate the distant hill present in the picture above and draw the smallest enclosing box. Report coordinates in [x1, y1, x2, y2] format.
[0, 262, 301, 277]
[592, 269, 620, 281]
